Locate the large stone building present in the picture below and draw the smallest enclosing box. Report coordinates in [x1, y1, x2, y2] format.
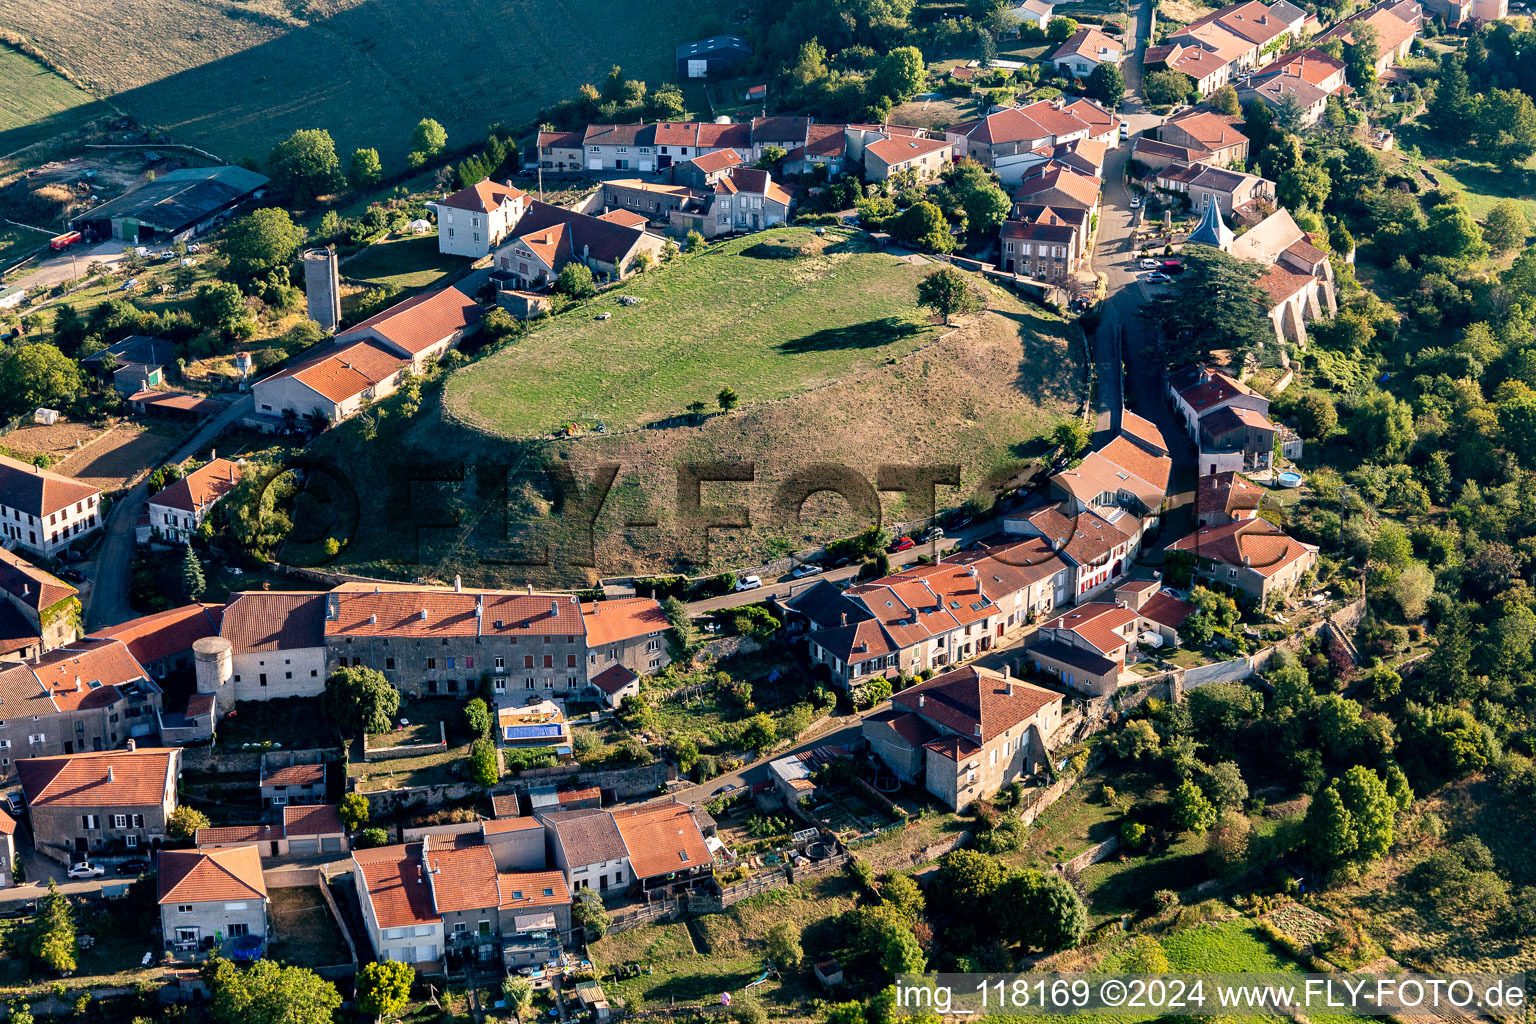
[0, 454, 103, 559]
[863, 665, 1064, 810]
[19, 745, 181, 864]
[0, 548, 79, 662]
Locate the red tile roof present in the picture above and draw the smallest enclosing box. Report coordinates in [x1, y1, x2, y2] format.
[261, 762, 325, 788]
[1120, 410, 1168, 454]
[689, 149, 744, 174]
[150, 457, 242, 513]
[29, 639, 149, 711]
[340, 285, 483, 357]
[19, 748, 176, 808]
[96, 603, 222, 667]
[581, 598, 668, 645]
[1139, 592, 1195, 629]
[1052, 26, 1124, 63]
[590, 663, 638, 696]
[498, 869, 570, 910]
[195, 822, 280, 846]
[354, 843, 440, 929]
[866, 136, 954, 165]
[1197, 471, 1265, 520]
[283, 803, 343, 837]
[260, 337, 408, 405]
[220, 591, 327, 652]
[1167, 519, 1317, 577]
[426, 844, 500, 913]
[438, 179, 525, 214]
[0, 453, 100, 519]
[1169, 364, 1257, 412]
[891, 665, 1060, 746]
[0, 547, 77, 613]
[1164, 111, 1249, 151]
[158, 845, 267, 904]
[612, 800, 711, 879]
[1041, 602, 1139, 655]
[949, 107, 1054, 146]
[127, 390, 227, 415]
[1012, 165, 1101, 209]
[1100, 435, 1172, 493]
[597, 209, 649, 228]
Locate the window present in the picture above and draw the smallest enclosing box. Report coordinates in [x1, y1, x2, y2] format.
[454, 921, 468, 933]
[125, 835, 139, 848]
[524, 656, 534, 669]
[494, 657, 505, 670]
[224, 902, 248, 911]
[525, 678, 535, 689]
[446, 657, 455, 669]
[82, 814, 98, 830]
[543, 655, 553, 668]
[177, 904, 194, 914]
[227, 923, 249, 938]
[567, 654, 577, 667]
[259, 673, 267, 687]
[426, 657, 437, 669]
[567, 677, 578, 688]
[113, 814, 127, 828]
[386, 657, 395, 670]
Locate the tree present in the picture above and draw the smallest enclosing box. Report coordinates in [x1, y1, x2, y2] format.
[207, 955, 341, 1024]
[348, 148, 384, 192]
[1140, 247, 1273, 367]
[718, 386, 740, 412]
[736, 999, 769, 1024]
[357, 827, 389, 848]
[1205, 810, 1252, 877]
[51, 305, 87, 357]
[356, 961, 414, 1024]
[1053, 419, 1090, 457]
[1427, 202, 1488, 263]
[1342, 22, 1379, 91]
[267, 128, 342, 206]
[194, 280, 248, 334]
[469, 737, 500, 787]
[1354, 391, 1416, 461]
[946, 161, 1012, 237]
[324, 666, 400, 737]
[1144, 69, 1194, 107]
[1483, 200, 1529, 254]
[169, 805, 211, 840]
[1295, 392, 1338, 438]
[1046, 16, 1077, 40]
[879, 924, 926, 976]
[629, 251, 654, 275]
[573, 886, 609, 938]
[766, 920, 803, 968]
[555, 262, 597, 298]
[894, 201, 955, 253]
[413, 118, 448, 157]
[881, 873, 926, 924]
[0, 343, 82, 414]
[1277, 162, 1330, 212]
[1475, 88, 1536, 168]
[917, 265, 982, 325]
[502, 975, 535, 1022]
[464, 697, 492, 739]
[1210, 84, 1241, 116]
[30, 881, 75, 974]
[181, 545, 206, 602]
[1204, 761, 1248, 809]
[685, 229, 705, 252]
[1172, 777, 1217, 833]
[339, 792, 370, 832]
[1428, 56, 1476, 148]
[1305, 765, 1396, 869]
[1086, 62, 1125, 109]
[999, 868, 1087, 951]
[872, 46, 926, 103]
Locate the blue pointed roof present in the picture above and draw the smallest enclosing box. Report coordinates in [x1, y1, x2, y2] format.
[1188, 195, 1234, 250]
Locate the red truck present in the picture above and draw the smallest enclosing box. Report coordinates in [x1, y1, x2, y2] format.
[49, 230, 82, 251]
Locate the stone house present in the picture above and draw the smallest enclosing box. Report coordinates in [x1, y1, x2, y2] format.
[145, 457, 242, 545]
[863, 136, 955, 181]
[1051, 26, 1125, 77]
[1158, 112, 1250, 168]
[434, 179, 528, 259]
[611, 800, 713, 895]
[1027, 601, 1141, 696]
[0, 547, 79, 663]
[539, 808, 632, 896]
[0, 454, 103, 560]
[158, 845, 269, 953]
[1167, 520, 1319, 603]
[492, 201, 662, 290]
[259, 753, 326, 807]
[93, 603, 221, 680]
[534, 130, 585, 172]
[19, 744, 180, 864]
[862, 665, 1063, 810]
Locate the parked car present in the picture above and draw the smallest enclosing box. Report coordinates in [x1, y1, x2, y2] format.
[1146, 271, 1171, 283]
[922, 526, 945, 541]
[114, 859, 149, 876]
[1119, 123, 1129, 140]
[57, 569, 85, 584]
[4, 793, 23, 816]
[950, 515, 973, 530]
[67, 862, 105, 879]
[1139, 258, 1161, 270]
[888, 536, 916, 553]
[712, 784, 738, 796]
[734, 575, 763, 592]
[1129, 195, 1141, 208]
[790, 563, 823, 579]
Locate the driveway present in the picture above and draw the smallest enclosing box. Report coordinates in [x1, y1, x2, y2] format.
[10, 240, 130, 293]
[85, 394, 253, 631]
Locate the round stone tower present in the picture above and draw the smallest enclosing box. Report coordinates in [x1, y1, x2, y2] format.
[193, 636, 233, 715]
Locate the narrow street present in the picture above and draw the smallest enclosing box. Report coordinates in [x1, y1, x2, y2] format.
[84, 394, 254, 631]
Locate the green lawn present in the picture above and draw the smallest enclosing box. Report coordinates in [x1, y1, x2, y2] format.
[1427, 156, 1536, 226]
[342, 233, 462, 292]
[0, 43, 110, 156]
[0, 224, 51, 276]
[445, 228, 942, 437]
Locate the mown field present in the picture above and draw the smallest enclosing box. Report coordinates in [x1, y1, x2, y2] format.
[295, 234, 1083, 586]
[446, 229, 944, 438]
[0, 0, 704, 166]
[0, 43, 111, 157]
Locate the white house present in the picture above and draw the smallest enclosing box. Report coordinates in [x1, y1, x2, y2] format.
[353, 843, 445, 966]
[0, 455, 103, 560]
[158, 846, 270, 953]
[434, 179, 528, 259]
[145, 457, 242, 545]
[1051, 27, 1125, 77]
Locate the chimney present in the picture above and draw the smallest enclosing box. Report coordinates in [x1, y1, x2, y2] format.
[1002, 664, 1011, 679]
[420, 608, 429, 620]
[126, 738, 136, 752]
[841, 612, 848, 627]
[75, 676, 82, 692]
[210, 449, 216, 460]
[368, 614, 377, 625]
[1007, 680, 1015, 696]
[918, 694, 925, 708]
[21, 584, 28, 598]
[476, 595, 484, 618]
[107, 767, 114, 783]
[550, 600, 560, 617]
[454, 574, 462, 593]
[526, 583, 534, 595]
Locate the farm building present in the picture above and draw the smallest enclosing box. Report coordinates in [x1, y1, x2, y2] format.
[70, 166, 269, 245]
[676, 35, 752, 77]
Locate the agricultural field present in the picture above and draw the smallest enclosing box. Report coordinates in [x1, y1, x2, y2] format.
[298, 234, 1083, 587]
[53, 421, 183, 491]
[342, 233, 461, 293]
[0, 43, 111, 158]
[446, 229, 945, 437]
[0, 0, 707, 167]
[0, 418, 105, 463]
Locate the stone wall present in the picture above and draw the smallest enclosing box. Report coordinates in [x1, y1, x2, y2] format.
[510, 760, 671, 799]
[1060, 836, 1119, 874]
[181, 746, 342, 776]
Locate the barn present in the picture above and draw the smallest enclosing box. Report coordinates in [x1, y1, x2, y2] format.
[675, 35, 752, 78]
[70, 165, 269, 245]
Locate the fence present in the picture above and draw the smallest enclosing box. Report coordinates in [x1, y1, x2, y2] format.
[607, 896, 682, 935]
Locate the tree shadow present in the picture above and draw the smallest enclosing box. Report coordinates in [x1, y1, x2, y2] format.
[776, 316, 923, 353]
[986, 308, 1086, 405]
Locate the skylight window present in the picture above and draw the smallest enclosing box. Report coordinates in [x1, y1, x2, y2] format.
[680, 851, 690, 862]
[87, 680, 102, 690]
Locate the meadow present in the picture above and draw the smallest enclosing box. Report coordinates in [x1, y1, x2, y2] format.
[445, 228, 943, 438]
[0, 43, 111, 157]
[0, 0, 706, 167]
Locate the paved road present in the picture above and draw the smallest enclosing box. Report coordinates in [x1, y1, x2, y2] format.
[10, 240, 130, 293]
[85, 394, 253, 631]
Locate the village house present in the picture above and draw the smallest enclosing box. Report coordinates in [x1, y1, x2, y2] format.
[19, 744, 180, 864]
[863, 136, 955, 181]
[1155, 162, 1275, 217]
[1258, 48, 1349, 96]
[668, 168, 794, 237]
[781, 123, 851, 176]
[0, 640, 163, 776]
[0, 454, 103, 559]
[1158, 111, 1251, 168]
[535, 130, 585, 173]
[80, 335, 175, 386]
[1009, 0, 1056, 30]
[581, 597, 669, 695]
[1171, 0, 1311, 75]
[493, 202, 662, 290]
[1000, 217, 1079, 281]
[0, 548, 79, 662]
[599, 179, 701, 225]
[1115, 577, 1196, 646]
[862, 665, 1064, 810]
[1027, 601, 1140, 696]
[945, 101, 1100, 184]
[1011, 164, 1102, 221]
[200, 591, 329, 714]
[158, 845, 269, 953]
[1143, 43, 1233, 95]
[1167, 519, 1319, 603]
[1005, 501, 1147, 600]
[259, 753, 327, 807]
[1197, 471, 1268, 526]
[611, 800, 713, 895]
[433, 179, 528, 259]
[670, 149, 745, 189]
[1192, 202, 1337, 351]
[1237, 72, 1330, 126]
[1052, 26, 1126, 77]
[252, 285, 482, 426]
[352, 843, 445, 967]
[1166, 362, 1294, 475]
[144, 457, 242, 545]
[1316, 0, 1421, 75]
[539, 808, 632, 895]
